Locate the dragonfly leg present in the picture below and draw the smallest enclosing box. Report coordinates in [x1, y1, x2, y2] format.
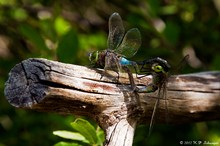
[131, 61, 140, 79]
[122, 66, 138, 91]
[101, 68, 120, 83]
[104, 52, 121, 83]
[115, 71, 120, 83]
[138, 83, 158, 93]
[137, 74, 147, 79]
[99, 72, 104, 80]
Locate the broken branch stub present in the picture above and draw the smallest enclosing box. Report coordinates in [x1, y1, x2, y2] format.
[4, 58, 220, 146]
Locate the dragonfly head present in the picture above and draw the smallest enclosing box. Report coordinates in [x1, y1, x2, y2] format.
[150, 58, 171, 87]
[140, 57, 171, 75]
[89, 51, 99, 64]
[151, 57, 171, 75]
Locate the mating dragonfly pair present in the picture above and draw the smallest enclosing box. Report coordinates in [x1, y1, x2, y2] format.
[89, 12, 171, 93]
[89, 12, 171, 135]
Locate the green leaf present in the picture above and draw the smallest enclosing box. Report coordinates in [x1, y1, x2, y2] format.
[54, 16, 71, 36]
[71, 118, 98, 145]
[18, 23, 49, 51]
[96, 127, 105, 146]
[160, 5, 178, 15]
[54, 141, 82, 146]
[57, 29, 79, 63]
[11, 8, 27, 21]
[53, 130, 89, 143]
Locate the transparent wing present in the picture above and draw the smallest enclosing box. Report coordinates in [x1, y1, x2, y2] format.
[115, 28, 141, 58]
[149, 81, 167, 137]
[173, 54, 190, 74]
[107, 12, 125, 50]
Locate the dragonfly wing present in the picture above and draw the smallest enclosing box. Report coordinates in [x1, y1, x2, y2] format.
[149, 97, 160, 137]
[173, 54, 190, 74]
[107, 12, 125, 50]
[148, 84, 162, 137]
[162, 79, 169, 124]
[115, 28, 141, 58]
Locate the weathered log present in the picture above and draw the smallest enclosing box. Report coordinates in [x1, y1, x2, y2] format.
[4, 58, 220, 146]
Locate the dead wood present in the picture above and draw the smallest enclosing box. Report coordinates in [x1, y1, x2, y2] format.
[4, 58, 220, 146]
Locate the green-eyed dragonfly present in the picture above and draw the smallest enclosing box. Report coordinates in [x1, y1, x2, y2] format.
[89, 12, 141, 90]
[137, 57, 171, 136]
[137, 55, 189, 136]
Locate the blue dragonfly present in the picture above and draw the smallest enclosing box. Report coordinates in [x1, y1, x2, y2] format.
[89, 12, 141, 90]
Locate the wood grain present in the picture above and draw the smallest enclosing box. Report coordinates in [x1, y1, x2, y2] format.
[4, 58, 220, 146]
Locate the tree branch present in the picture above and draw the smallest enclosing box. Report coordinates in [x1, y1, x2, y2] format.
[4, 58, 220, 146]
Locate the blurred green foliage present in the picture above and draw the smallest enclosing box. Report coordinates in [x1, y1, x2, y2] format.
[0, 0, 220, 146]
[53, 118, 104, 146]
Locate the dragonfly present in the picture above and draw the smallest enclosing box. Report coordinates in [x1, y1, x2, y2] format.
[137, 55, 189, 136]
[89, 12, 141, 90]
[137, 57, 171, 136]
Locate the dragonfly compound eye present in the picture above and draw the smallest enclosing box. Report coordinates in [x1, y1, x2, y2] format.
[152, 64, 163, 73]
[89, 51, 99, 63]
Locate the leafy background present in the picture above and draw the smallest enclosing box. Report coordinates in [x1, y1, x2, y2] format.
[0, 0, 220, 146]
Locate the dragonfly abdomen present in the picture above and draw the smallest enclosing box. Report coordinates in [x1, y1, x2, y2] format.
[120, 57, 134, 66]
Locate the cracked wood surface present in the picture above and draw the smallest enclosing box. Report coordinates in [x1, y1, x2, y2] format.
[4, 58, 220, 146]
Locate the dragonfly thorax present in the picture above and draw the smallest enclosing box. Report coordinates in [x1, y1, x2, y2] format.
[89, 50, 106, 68]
